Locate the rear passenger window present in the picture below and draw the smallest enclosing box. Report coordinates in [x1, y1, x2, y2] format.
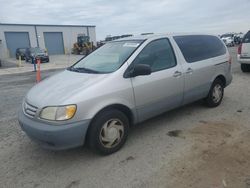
[243, 31, 250, 43]
[133, 38, 176, 72]
[174, 35, 226, 63]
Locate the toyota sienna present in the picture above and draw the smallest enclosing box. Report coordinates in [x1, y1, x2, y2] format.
[18, 34, 232, 155]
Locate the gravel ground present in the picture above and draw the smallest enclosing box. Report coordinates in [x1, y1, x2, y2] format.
[0, 47, 250, 188]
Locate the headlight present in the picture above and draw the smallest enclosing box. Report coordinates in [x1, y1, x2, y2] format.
[40, 105, 77, 121]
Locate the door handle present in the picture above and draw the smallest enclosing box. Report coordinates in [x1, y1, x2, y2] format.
[173, 71, 182, 77]
[186, 68, 193, 74]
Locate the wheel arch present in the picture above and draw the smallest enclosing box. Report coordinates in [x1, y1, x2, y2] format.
[85, 103, 135, 144]
[93, 104, 135, 125]
[214, 75, 226, 87]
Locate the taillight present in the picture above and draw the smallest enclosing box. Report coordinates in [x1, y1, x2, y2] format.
[238, 43, 242, 54]
[229, 56, 232, 64]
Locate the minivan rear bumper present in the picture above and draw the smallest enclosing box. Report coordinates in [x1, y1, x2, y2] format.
[18, 111, 90, 150]
[237, 55, 250, 64]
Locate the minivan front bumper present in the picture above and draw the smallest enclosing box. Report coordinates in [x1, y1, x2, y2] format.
[18, 111, 90, 150]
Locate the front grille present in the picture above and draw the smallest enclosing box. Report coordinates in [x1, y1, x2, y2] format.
[23, 102, 38, 118]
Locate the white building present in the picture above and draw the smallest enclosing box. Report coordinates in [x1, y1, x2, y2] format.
[0, 23, 96, 58]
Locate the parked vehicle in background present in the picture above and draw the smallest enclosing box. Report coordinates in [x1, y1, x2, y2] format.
[234, 33, 244, 45]
[25, 47, 49, 63]
[221, 34, 235, 47]
[238, 30, 250, 72]
[18, 34, 232, 155]
[16, 48, 28, 60]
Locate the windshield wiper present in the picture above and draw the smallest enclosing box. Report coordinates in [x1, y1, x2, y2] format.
[77, 67, 101, 73]
[67, 67, 100, 74]
[67, 67, 80, 72]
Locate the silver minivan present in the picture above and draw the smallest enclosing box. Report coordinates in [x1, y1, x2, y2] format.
[18, 34, 232, 155]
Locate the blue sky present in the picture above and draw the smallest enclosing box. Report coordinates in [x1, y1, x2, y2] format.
[0, 0, 249, 40]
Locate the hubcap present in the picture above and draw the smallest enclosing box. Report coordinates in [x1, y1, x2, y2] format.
[212, 84, 223, 103]
[99, 119, 124, 148]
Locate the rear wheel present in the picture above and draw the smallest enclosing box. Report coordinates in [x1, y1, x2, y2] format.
[241, 64, 250, 72]
[87, 109, 129, 155]
[204, 79, 224, 107]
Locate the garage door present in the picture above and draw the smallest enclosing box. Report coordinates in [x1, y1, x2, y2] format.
[4, 32, 30, 57]
[44, 32, 64, 55]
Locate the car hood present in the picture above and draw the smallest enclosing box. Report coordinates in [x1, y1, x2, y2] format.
[35, 53, 47, 56]
[26, 70, 108, 108]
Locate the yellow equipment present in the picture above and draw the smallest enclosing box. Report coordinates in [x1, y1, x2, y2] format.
[72, 34, 95, 55]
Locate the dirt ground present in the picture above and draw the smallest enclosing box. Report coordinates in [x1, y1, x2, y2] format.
[143, 121, 250, 188]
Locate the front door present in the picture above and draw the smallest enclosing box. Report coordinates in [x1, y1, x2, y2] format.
[130, 38, 184, 122]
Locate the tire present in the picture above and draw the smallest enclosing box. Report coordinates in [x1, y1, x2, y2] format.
[87, 109, 129, 155]
[241, 64, 250, 72]
[204, 78, 224, 107]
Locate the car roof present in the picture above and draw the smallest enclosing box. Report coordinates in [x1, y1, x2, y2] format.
[115, 33, 216, 41]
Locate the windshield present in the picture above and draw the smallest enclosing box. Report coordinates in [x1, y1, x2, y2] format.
[30, 48, 45, 54]
[19, 48, 27, 53]
[71, 40, 143, 73]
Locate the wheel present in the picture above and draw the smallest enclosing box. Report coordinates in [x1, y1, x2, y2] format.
[204, 79, 224, 107]
[241, 64, 250, 72]
[87, 109, 129, 155]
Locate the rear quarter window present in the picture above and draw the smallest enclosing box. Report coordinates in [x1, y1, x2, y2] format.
[242, 31, 250, 43]
[174, 35, 227, 63]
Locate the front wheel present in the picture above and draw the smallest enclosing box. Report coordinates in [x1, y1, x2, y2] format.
[204, 79, 224, 107]
[87, 109, 129, 155]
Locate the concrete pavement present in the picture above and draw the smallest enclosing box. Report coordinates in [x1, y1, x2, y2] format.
[0, 55, 83, 75]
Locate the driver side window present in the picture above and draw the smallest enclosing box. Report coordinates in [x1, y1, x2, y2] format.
[133, 38, 176, 72]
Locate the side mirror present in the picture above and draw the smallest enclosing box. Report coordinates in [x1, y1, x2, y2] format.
[129, 64, 151, 77]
